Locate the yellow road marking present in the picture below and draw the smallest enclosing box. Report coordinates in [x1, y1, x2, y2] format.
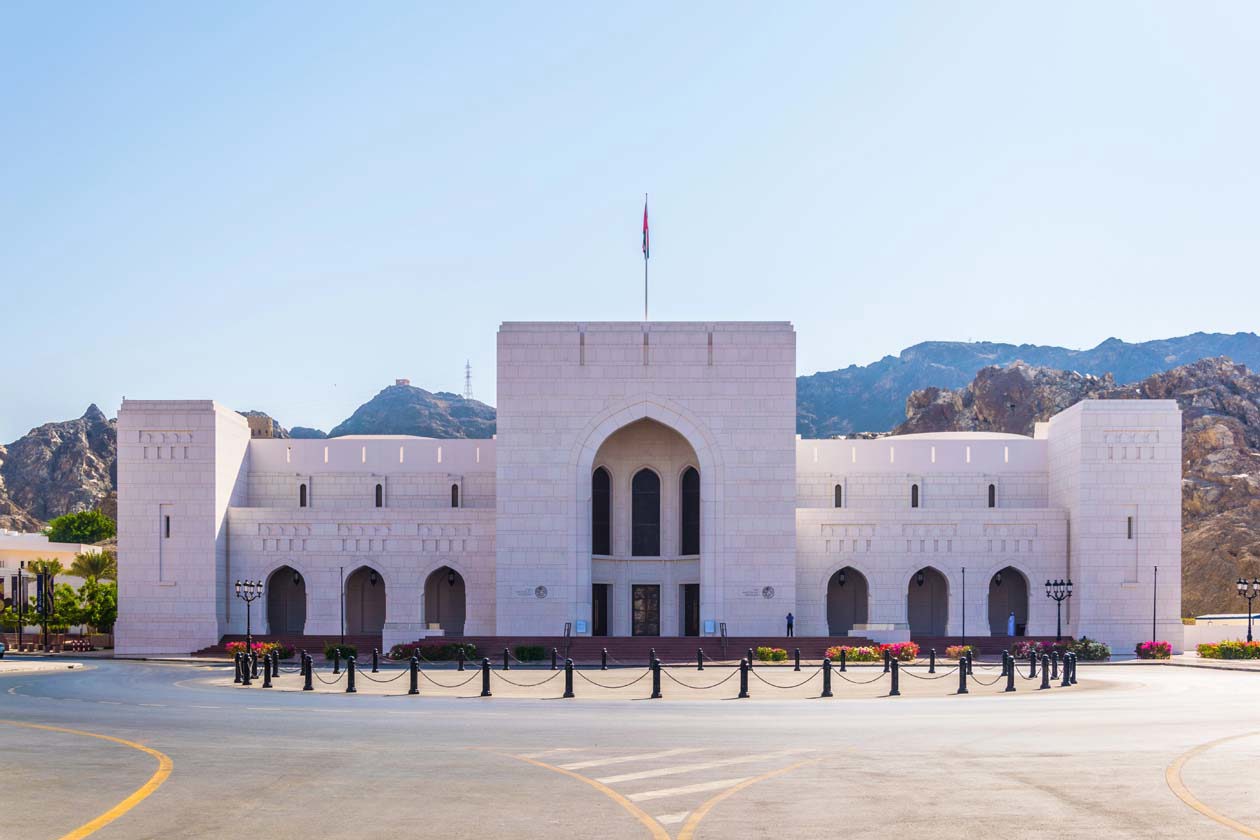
[1166, 731, 1260, 838]
[0, 719, 173, 840]
[502, 752, 671, 840]
[677, 758, 820, 840]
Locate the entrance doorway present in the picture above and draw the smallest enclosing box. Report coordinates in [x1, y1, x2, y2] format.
[907, 567, 948, 636]
[423, 566, 466, 636]
[266, 566, 306, 634]
[632, 584, 660, 637]
[680, 583, 700, 637]
[345, 566, 386, 635]
[826, 567, 868, 636]
[988, 566, 1029, 637]
[592, 583, 610, 637]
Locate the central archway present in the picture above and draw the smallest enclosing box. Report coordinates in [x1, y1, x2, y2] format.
[907, 567, 949, 636]
[266, 565, 306, 634]
[988, 566, 1029, 637]
[424, 566, 466, 636]
[827, 567, 869, 636]
[345, 566, 386, 635]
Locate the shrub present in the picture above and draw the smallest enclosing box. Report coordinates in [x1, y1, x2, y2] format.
[226, 641, 294, 659]
[45, 509, 116, 544]
[324, 642, 358, 661]
[388, 642, 478, 661]
[755, 646, 788, 662]
[1011, 640, 1070, 658]
[944, 644, 975, 660]
[1135, 640, 1171, 659]
[824, 645, 880, 662]
[1198, 640, 1260, 660]
[1068, 637, 1110, 661]
[513, 645, 546, 662]
[879, 642, 920, 661]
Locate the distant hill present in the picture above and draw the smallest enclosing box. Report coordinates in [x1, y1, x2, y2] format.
[327, 384, 496, 439]
[797, 331, 1260, 436]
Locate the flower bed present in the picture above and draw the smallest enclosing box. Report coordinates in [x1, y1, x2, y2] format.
[1135, 640, 1172, 659]
[226, 641, 295, 659]
[388, 642, 478, 661]
[755, 646, 788, 662]
[944, 644, 975, 660]
[1010, 640, 1069, 658]
[1196, 640, 1260, 660]
[824, 645, 880, 662]
[1068, 637, 1110, 661]
[879, 642, 920, 661]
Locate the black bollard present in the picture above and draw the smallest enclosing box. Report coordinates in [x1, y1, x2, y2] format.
[551, 648, 558, 671]
[821, 657, 833, 698]
[1005, 657, 1016, 692]
[1039, 654, 1051, 690]
[738, 659, 749, 699]
[303, 654, 313, 691]
[956, 660, 968, 695]
[481, 658, 492, 697]
[346, 656, 357, 693]
[457, 648, 465, 672]
[747, 648, 754, 670]
[967, 655, 974, 676]
[1001, 651, 1009, 677]
[650, 658, 662, 699]
[409, 656, 419, 695]
[1070, 653, 1079, 685]
[564, 658, 574, 698]
[839, 647, 847, 672]
[929, 648, 936, 674]
[373, 648, 380, 674]
[333, 648, 341, 675]
[601, 648, 608, 671]
[889, 659, 901, 696]
[650, 648, 657, 669]
[272, 652, 280, 679]
[503, 648, 510, 671]
[1051, 650, 1059, 681]
[883, 648, 891, 673]
[262, 654, 272, 688]
[251, 651, 260, 679]
[794, 648, 801, 672]
[1028, 652, 1036, 679]
[1060, 654, 1071, 687]
[242, 654, 252, 686]
[697, 649, 704, 671]
[233, 652, 243, 684]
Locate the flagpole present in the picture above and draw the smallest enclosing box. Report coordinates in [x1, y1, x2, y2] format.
[643, 192, 649, 321]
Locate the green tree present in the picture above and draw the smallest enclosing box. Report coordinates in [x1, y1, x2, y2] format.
[69, 549, 117, 581]
[26, 557, 64, 578]
[45, 510, 115, 545]
[77, 579, 117, 635]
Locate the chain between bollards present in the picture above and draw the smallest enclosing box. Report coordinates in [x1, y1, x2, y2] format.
[564, 658, 574, 698]
[650, 658, 662, 699]
[738, 659, 749, 699]
[889, 659, 900, 696]
[821, 657, 833, 698]
[1038, 654, 1051, 690]
[346, 655, 357, 693]
[481, 658, 492, 696]
[409, 656, 419, 695]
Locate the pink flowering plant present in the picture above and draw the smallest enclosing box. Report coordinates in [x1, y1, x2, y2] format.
[225, 641, 295, 659]
[1135, 640, 1172, 659]
[879, 642, 920, 661]
[825, 645, 881, 662]
[755, 646, 788, 662]
[944, 644, 975, 659]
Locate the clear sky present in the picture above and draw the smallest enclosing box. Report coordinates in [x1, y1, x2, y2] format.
[3, 3, 1258, 442]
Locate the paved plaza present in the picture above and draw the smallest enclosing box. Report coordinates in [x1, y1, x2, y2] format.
[2, 658, 1260, 839]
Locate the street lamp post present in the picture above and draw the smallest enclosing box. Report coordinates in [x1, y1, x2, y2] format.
[234, 580, 263, 654]
[1045, 578, 1073, 642]
[1238, 578, 1260, 643]
[16, 561, 24, 653]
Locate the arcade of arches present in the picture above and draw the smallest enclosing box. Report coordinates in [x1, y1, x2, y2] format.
[988, 566, 1029, 637]
[266, 565, 306, 634]
[826, 567, 869, 636]
[907, 567, 949, 636]
[345, 566, 386, 635]
[424, 566, 467, 636]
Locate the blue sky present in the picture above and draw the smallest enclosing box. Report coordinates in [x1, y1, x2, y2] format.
[3, 3, 1258, 441]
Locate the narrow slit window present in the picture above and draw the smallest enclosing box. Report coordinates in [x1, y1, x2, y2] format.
[911, 484, 920, 508]
[988, 483, 996, 508]
[451, 484, 460, 508]
[164, 515, 171, 538]
[375, 483, 383, 508]
[299, 484, 308, 507]
[834, 484, 843, 508]
[1127, 516, 1134, 539]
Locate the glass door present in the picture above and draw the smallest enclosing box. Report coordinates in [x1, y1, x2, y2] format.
[631, 584, 660, 637]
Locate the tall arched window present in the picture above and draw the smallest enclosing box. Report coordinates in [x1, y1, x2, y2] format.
[680, 467, 700, 556]
[299, 484, 308, 508]
[450, 484, 460, 508]
[592, 467, 611, 556]
[631, 469, 660, 556]
[375, 483, 383, 508]
[834, 484, 843, 508]
[911, 484, 920, 508]
[988, 483, 996, 508]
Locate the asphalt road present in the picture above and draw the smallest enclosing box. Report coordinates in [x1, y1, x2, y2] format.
[2, 658, 1259, 839]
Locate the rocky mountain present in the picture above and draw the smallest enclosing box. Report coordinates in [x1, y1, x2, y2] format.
[0, 405, 116, 532]
[327, 384, 496, 439]
[896, 357, 1260, 616]
[289, 427, 328, 439]
[798, 331, 1260, 437]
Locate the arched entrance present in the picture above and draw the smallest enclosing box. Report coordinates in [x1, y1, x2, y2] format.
[907, 567, 949, 636]
[345, 566, 386, 635]
[826, 567, 869, 636]
[424, 566, 466, 636]
[266, 565, 306, 634]
[988, 566, 1029, 637]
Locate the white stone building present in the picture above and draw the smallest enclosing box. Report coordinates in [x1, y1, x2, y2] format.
[115, 322, 1184, 655]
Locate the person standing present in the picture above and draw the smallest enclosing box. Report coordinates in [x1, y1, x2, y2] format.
[1007, 610, 1017, 637]
[786, 612, 795, 637]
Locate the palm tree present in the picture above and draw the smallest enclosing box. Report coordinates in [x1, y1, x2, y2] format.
[27, 557, 64, 578]
[69, 550, 116, 581]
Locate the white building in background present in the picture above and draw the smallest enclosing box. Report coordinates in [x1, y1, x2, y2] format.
[115, 322, 1184, 655]
[1, 530, 98, 630]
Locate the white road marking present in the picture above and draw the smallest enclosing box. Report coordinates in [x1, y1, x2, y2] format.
[596, 750, 807, 783]
[519, 748, 584, 759]
[627, 776, 752, 802]
[560, 748, 703, 770]
[654, 812, 690, 825]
